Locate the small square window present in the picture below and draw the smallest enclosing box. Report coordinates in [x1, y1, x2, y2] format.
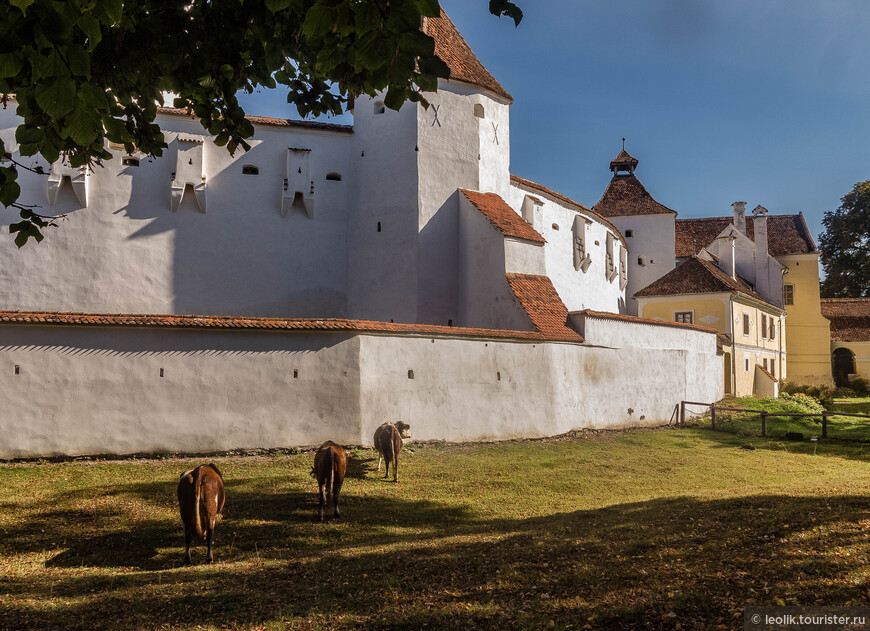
[625, 229, 633, 238]
[674, 311, 693, 324]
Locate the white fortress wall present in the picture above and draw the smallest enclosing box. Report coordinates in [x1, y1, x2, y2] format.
[0, 325, 363, 459]
[608, 214, 676, 315]
[0, 105, 354, 317]
[1, 323, 722, 459]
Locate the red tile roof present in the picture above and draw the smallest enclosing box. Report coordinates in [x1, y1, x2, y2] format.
[460, 189, 545, 243]
[423, 11, 513, 103]
[821, 298, 870, 342]
[757, 364, 778, 383]
[509, 175, 628, 249]
[0, 310, 581, 343]
[574, 309, 718, 335]
[505, 274, 583, 342]
[634, 256, 779, 308]
[592, 174, 677, 217]
[157, 107, 354, 134]
[609, 149, 639, 173]
[675, 214, 817, 258]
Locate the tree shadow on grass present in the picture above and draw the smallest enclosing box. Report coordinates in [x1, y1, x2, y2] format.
[4, 492, 869, 630]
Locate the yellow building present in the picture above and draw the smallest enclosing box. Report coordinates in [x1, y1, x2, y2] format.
[821, 298, 870, 387]
[635, 256, 786, 397]
[673, 211, 829, 386]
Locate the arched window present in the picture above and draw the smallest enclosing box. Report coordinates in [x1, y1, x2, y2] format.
[374, 101, 385, 115]
[832, 347, 857, 387]
[473, 103, 485, 118]
[325, 172, 342, 181]
[242, 165, 259, 175]
[122, 156, 140, 167]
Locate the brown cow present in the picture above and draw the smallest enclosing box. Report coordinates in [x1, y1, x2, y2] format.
[177, 463, 225, 565]
[373, 421, 411, 482]
[312, 441, 347, 521]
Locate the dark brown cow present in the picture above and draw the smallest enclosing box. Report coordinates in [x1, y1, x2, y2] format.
[373, 421, 411, 482]
[312, 441, 347, 521]
[177, 463, 225, 565]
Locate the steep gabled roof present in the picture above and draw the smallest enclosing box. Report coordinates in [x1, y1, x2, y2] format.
[821, 298, 870, 342]
[675, 214, 817, 258]
[592, 174, 677, 218]
[506, 274, 583, 341]
[460, 189, 545, 243]
[423, 11, 513, 103]
[634, 256, 778, 308]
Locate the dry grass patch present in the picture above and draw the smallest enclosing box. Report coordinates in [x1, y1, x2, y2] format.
[1, 428, 869, 630]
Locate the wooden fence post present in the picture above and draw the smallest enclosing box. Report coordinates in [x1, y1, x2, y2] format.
[680, 401, 685, 426]
[822, 412, 828, 439]
[760, 411, 767, 438]
[710, 405, 716, 430]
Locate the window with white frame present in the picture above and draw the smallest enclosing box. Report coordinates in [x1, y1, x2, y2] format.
[674, 311, 693, 324]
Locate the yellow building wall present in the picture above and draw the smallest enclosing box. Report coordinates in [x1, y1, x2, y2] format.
[639, 295, 786, 397]
[779, 254, 832, 386]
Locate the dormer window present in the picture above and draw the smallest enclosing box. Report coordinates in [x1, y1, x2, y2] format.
[325, 172, 342, 181]
[572, 216, 592, 273]
[242, 165, 259, 175]
[122, 156, 139, 167]
[473, 104, 485, 118]
[374, 101, 385, 115]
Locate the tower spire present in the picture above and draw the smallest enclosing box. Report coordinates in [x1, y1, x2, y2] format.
[609, 141, 638, 175]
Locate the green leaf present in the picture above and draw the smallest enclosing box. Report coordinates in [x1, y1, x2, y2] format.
[15, 125, 43, 145]
[35, 77, 77, 118]
[77, 14, 103, 50]
[416, 0, 441, 18]
[67, 47, 91, 78]
[61, 104, 101, 146]
[0, 181, 21, 207]
[32, 49, 68, 80]
[265, 0, 294, 12]
[78, 83, 108, 110]
[383, 86, 406, 111]
[302, 4, 335, 38]
[0, 53, 24, 79]
[9, 0, 36, 14]
[97, 0, 123, 25]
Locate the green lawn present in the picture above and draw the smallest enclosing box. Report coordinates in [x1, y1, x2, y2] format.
[1, 429, 869, 630]
[696, 396, 870, 442]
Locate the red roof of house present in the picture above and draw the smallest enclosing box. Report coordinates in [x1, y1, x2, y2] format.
[574, 309, 718, 335]
[675, 214, 817, 258]
[460, 189, 545, 243]
[157, 107, 353, 133]
[423, 11, 513, 103]
[634, 256, 779, 308]
[505, 274, 583, 341]
[821, 298, 870, 342]
[0, 310, 582, 343]
[592, 174, 677, 218]
[509, 175, 628, 249]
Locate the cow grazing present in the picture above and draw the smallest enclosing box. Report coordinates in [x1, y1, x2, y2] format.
[373, 421, 411, 482]
[177, 463, 225, 565]
[312, 441, 347, 521]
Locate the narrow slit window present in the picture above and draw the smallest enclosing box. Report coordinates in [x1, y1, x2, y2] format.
[743, 313, 750, 336]
[242, 165, 259, 175]
[325, 172, 342, 181]
[122, 156, 140, 167]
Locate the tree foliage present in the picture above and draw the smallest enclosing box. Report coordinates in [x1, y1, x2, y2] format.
[819, 180, 870, 298]
[0, 0, 522, 245]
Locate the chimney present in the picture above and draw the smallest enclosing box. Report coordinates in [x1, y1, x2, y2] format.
[732, 201, 746, 235]
[717, 234, 737, 279]
[752, 205, 770, 299]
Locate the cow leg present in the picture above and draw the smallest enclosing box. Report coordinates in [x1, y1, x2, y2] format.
[393, 456, 398, 483]
[318, 482, 326, 522]
[333, 477, 343, 519]
[205, 526, 215, 564]
[377, 454, 382, 472]
[384, 457, 390, 479]
[183, 526, 192, 565]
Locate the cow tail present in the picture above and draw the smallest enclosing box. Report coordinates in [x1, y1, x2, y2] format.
[193, 466, 205, 539]
[390, 428, 396, 474]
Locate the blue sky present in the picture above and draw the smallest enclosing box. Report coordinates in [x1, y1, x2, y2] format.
[238, 1, 870, 245]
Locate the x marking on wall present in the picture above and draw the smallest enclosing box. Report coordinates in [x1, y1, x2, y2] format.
[431, 104, 441, 127]
[492, 123, 499, 145]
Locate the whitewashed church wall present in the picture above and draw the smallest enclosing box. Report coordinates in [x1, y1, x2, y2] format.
[346, 95, 420, 323]
[0, 326, 363, 459]
[608, 214, 676, 315]
[506, 185, 625, 313]
[0, 105, 354, 317]
[458, 196, 534, 332]
[503, 237, 546, 275]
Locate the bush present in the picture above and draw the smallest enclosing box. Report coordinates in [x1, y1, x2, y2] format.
[779, 381, 834, 408]
[778, 392, 826, 414]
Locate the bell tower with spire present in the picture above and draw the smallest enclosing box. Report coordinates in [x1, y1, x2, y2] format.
[592, 143, 677, 315]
